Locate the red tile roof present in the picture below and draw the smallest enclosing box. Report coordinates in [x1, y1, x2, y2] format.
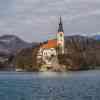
[41, 39, 57, 49]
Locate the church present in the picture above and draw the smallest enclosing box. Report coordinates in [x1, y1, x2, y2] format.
[36, 17, 65, 71]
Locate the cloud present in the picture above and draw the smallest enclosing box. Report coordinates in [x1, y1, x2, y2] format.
[0, 0, 100, 42]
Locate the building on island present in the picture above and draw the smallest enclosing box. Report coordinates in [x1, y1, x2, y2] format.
[36, 17, 65, 71]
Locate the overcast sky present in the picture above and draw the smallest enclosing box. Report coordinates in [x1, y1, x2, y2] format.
[0, 0, 100, 42]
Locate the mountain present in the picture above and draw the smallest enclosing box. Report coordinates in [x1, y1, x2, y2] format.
[64, 35, 96, 49]
[0, 35, 39, 70]
[0, 35, 37, 54]
[64, 35, 100, 69]
[65, 35, 94, 42]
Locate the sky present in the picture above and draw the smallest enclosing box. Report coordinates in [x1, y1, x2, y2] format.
[0, 0, 100, 42]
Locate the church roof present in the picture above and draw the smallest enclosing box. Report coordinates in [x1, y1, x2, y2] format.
[41, 39, 57, 49]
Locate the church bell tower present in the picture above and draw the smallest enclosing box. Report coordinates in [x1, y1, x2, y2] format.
[57, 16, 64, 54]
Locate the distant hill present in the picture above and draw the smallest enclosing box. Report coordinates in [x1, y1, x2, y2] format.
[0, 35, 38, 54]
[0, 35, 39, 70]
[64, 35, 96, 49]
[65, 35, 94, 42]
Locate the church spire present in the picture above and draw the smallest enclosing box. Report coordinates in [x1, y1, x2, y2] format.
[57, 16, 64, 54]
[58, 16, 64, 32]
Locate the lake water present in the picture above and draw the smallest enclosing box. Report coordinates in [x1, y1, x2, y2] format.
[0, 71, 100, 100]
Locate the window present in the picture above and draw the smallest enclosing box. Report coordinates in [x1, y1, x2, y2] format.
[60, 34, 62, 37]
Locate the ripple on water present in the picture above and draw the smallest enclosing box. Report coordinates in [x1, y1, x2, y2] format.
[0, 71, 99, 100]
